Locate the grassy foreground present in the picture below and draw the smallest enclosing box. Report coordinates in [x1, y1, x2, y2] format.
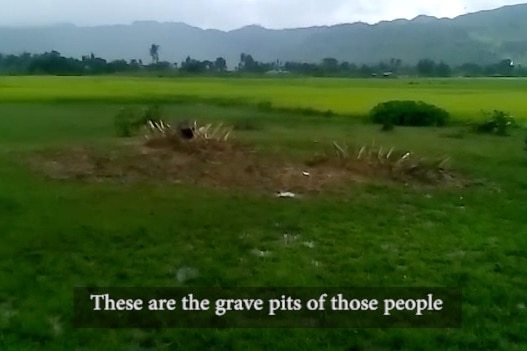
[1, 77, 527, 350]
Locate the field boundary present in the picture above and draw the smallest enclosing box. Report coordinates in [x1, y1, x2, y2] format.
[0, 94, 364, 119]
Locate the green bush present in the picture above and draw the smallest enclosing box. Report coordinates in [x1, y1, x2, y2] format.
[380, 116, 395, 131]
[114, 105, 164, 137]
[114, 107, 139, 137]
[472, 110, 517, 136]
[144, 104, 162, 121]
[370, 100, 450, 127]
[134, 104, 163, 128]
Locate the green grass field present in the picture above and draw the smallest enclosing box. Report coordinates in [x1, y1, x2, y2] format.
[1, 77, 527, 350]
[2, 76, 527, 120]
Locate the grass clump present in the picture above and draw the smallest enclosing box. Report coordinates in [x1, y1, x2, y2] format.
[370, 100, 450, 127]
[139, 104, 163, 125]
[380, 117, 395, 132]
[232, 118, 264, 131]
[306, 141, 455, 185]
[113, 104, 163, 137]
[472, 110, 517, 136]
[114, 106, 139, 137]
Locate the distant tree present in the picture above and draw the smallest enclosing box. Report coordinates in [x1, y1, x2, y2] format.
[3, 48, 524, 79]
[339, 61, 351, 72]
[436, 62, 451, 77]
[129, 59, 142, 71]
[149, 44, 160, 64]
[321, 57, 339, 73]
[377, 61, 390, 72]
[202, 60, 213, 71]
[358, 64, 374, 77]
[239, 53, 246, 70]
[146, 61, 172, 72]
[239, 53, 256, 71]
[27, 51, 84, 75]
[496, 58, 514, 76]
[180, 56, 209, 73]
[107, 59, 131, 73]
[214, 57, 227, 72]
[417, 59, 436, 76]
[389, 58, 402, 72]
[457, 62, 483, 76]
[516, 64, 527, 77]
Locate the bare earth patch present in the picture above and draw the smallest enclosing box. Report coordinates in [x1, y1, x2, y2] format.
[28, 135, 467, 194]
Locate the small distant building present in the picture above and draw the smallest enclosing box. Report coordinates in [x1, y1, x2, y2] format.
[383, 71, 393, 77]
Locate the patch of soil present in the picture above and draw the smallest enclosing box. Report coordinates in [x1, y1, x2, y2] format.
[28, 136, 466, 194]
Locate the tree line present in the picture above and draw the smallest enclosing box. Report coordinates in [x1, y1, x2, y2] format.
[0, 45, 525, 77]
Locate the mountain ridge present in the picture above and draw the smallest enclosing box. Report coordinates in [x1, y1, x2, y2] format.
[1, 3, 527, 66]
[4, 3, 519, 32]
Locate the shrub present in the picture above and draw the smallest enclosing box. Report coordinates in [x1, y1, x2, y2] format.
[144, 104, 163, 121]
[114, 107, 139, 137]
[380, 116, 395, 131]
[305, 142, 454, 185]
[134, 104, 163, 128]
[370, 100, 450, 127]
[114, 105, 165, 137]
[472, 110, 517, 136]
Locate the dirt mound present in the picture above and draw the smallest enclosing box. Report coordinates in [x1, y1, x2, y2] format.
[305, 142, 459, 186]
[29, 135, 465, 194]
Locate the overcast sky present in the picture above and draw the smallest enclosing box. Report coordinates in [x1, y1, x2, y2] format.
[1, 0, 526, 30]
